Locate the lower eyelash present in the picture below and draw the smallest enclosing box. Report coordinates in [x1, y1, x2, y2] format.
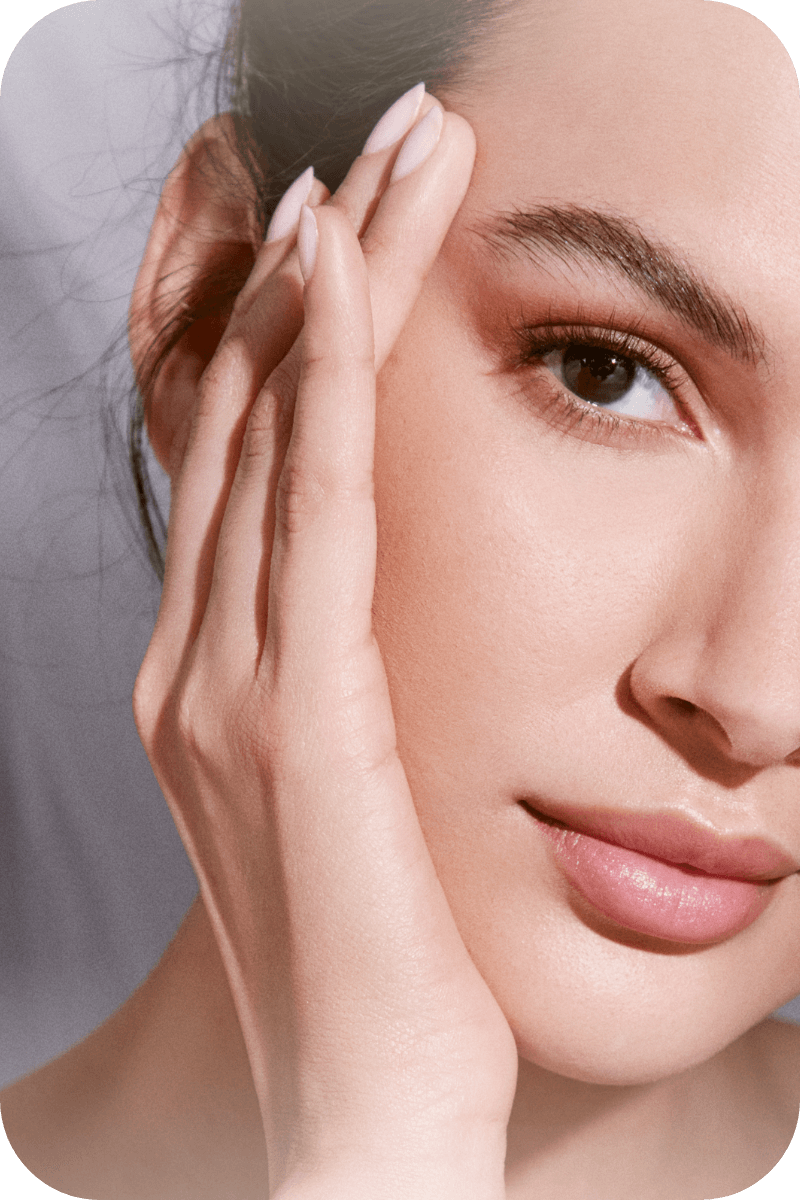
[534, 383, 668, 447]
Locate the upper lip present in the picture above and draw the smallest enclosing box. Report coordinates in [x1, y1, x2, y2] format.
[520, 798, 800, 881]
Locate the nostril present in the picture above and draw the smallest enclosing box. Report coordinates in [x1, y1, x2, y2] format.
[665, 697, 733, 750]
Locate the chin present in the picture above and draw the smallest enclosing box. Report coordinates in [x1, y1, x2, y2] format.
[457, 880, 800, 1089]
[512, 1007, 738, 1089]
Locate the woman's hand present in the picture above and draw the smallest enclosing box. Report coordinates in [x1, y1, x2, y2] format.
[133, 96, 518, 1199]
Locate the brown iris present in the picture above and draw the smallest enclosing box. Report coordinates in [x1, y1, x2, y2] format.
[562, 344, 636, 405]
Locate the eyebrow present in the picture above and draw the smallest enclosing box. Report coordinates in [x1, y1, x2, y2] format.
[478, 204, 767, 367]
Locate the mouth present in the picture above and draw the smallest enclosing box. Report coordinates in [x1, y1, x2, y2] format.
[520, 798, 799, 946]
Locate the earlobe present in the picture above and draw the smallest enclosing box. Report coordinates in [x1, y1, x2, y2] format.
[128, 112, 261, 476]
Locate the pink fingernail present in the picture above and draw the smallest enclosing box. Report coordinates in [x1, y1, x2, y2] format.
[389, 106, 444, 183]
[265, 166, 315, 242]
[361, 83, 425, 156]
[298, 205, 318, 281]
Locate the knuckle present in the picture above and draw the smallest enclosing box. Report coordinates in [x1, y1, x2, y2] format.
[171, 668, 274, 776]
[265, 357, 299, 409]
[132, 661, 161, 748]
[237, 377, 294, 477]
[302, 344, 374, 385]
[274, 437, 373, 539]
[172, 672, 223, 770]
[274, 452, 370, 536]
[274, 449, 329, 536]
[239, 391, 282, 467]
[198, 335, 240, 396]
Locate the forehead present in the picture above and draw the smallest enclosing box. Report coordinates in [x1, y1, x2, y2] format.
[448, 0, 800, 302]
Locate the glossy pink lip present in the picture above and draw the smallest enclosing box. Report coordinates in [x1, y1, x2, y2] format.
[523, 800, 798, 945]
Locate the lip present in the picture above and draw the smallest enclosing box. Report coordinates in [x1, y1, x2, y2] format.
[522, 799, 798, 945]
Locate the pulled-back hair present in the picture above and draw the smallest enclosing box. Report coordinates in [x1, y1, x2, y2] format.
[131, 0, 503, 578]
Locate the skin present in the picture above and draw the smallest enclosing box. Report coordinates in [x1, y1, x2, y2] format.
[379, 0, 800, 1083]
[4, 1, 800, 1197]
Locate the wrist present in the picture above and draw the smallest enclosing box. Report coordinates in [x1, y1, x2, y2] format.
[270, 1132, 507, 1199]
[268, 1114, 508, 1199]
[271, 1157, 506, 1200]
[261, 1042, 514, 1195]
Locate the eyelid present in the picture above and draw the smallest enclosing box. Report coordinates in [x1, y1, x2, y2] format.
[510, 320, 703, 445]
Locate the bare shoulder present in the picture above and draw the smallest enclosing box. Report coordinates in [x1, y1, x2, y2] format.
[0, 1036, 97, 1195]
[0, 902, 268, 1199]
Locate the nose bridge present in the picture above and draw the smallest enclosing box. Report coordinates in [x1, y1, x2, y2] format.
[684, 462, 800, 762]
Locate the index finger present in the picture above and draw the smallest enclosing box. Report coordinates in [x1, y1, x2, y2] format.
[362, 108, 476, 369]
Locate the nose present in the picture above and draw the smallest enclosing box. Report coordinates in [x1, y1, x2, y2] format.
[628, 491, 800, 772]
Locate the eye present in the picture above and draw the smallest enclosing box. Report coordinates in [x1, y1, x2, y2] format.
[542, 342, 681, 425]
[511, 322, 700, 443]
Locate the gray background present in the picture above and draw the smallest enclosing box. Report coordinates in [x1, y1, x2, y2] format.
[0, 0, 798, 1091]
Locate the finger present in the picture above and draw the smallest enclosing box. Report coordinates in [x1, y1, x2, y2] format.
[226, 84, 437, 347]
[232, 86, 436, 331]
[183, 97, 448, 667]
[230, 88, 439, 334]
[328, 85, 435, 237]
[362, 106, 476, 369]
[200, 112, 473, 675]
[263, 202, 386, 760]
[231, 175, 330, 322]
[229, 207, 502, 1170]
[195, 203, 375, 681]
[146, 196, 318, 680]
[147, 162, 350, 682]
[268, 204, 377, 661]
[148, 88, 440, 676]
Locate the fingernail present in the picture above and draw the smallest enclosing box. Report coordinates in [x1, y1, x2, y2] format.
[265, 166, 315, 242]
[298, 205, 318, 281]
[361, 83, 425, 156]
[389, 106, 444, 183]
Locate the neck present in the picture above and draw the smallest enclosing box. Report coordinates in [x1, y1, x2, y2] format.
[506, 1018, 798, 1198]
[5, 897, 797, 1199]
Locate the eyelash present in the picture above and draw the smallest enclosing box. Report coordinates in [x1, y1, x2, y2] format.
[510, 321, 699, 447]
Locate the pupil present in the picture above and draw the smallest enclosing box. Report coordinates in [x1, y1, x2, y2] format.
[562, 344, 636, 405]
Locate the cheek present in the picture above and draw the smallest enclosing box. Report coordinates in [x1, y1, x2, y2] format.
[368, 304, 800, 1084]
[371, 298, 705, 795]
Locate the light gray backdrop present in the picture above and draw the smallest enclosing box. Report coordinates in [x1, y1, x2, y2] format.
[0, 0, 798, 1091]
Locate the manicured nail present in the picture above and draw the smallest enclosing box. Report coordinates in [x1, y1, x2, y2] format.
[298, 205, 318, 281]
[389, 106, 444, 183]
[361, 83, 425, 156]
[265, 166, 315, 242]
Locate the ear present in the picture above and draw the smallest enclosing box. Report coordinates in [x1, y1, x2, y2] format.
[129, 113, 261, 476]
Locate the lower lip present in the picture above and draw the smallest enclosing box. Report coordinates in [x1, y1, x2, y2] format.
[538, 823, 773, 944]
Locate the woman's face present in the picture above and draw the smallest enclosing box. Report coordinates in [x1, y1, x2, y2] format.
[371, 0, 800, 1084]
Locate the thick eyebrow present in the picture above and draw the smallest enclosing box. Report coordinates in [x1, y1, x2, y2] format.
[478, 204, 767, 367]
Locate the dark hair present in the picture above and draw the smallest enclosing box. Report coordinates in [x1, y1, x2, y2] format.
[130, 0, 505, 579]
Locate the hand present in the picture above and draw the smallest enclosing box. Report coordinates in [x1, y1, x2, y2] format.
[133, 96, 518, 1199]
